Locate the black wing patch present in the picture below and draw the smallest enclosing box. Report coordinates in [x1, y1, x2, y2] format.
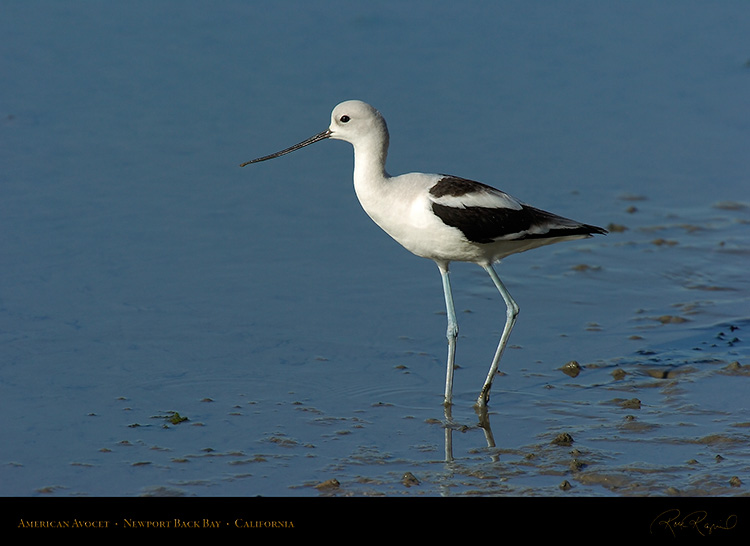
[429, 177, 607, 244]
[429, 175, 500, 198]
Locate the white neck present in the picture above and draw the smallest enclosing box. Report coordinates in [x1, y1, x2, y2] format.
[352, 135, 390, 185]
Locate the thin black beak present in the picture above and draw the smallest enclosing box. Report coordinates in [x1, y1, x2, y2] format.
[240, 129, 332, 167]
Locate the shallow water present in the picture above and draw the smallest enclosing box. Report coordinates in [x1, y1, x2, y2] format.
[1, 1, 749, 498]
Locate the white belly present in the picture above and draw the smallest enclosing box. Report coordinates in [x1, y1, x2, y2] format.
[354, 173, 485, 263]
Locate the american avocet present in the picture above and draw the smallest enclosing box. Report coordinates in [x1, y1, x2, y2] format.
[241, 100, 606, 408]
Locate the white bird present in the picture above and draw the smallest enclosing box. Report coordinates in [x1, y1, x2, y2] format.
[241, 100, 606, 408]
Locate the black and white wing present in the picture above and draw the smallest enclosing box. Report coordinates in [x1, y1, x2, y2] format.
[428, 176, 607, 244]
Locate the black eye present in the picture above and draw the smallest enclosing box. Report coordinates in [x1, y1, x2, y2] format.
[340, 115, 350, 123]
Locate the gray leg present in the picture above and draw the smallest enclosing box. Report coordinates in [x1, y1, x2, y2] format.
[477, 264, 519, 407]
[438, 264, 458, 406]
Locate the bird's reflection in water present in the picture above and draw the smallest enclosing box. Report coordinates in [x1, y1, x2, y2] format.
[443, 403, 498, 463]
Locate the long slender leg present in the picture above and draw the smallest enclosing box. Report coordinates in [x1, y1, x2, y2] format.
[476, 263, 519, 408]
[444, 404, 454, 462]
[438, 264, 458, 407]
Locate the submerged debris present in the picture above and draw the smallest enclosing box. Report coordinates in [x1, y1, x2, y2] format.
[166, 411, 189, 425]
[651, 238, 678, 247]
[620, 398, 642, 410]
[713, 200, 747, 211]
[606, 223, 628, 232]
[551, 433, 574, 446]
[656, 315, 689, 324]
[315, 478, 340, 491]
[569, 459, 586, 472]
[561, 360, 581, 378]
[401, 472, 420, 487]
[571, 263, 602, 272]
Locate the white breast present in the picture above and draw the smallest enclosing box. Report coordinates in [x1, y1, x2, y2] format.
[354, 172, 479, 261]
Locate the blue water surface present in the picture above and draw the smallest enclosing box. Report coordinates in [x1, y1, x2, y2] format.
[1, 1, 749, 498]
